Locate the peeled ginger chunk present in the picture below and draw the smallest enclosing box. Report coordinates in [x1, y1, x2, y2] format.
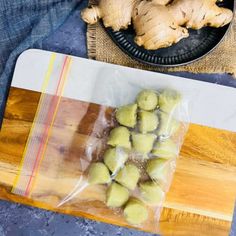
[81, 0, 136, 31]
[146, 158, 171, 184]
[139, 181, 165, 205]
[137, 90, 158, 111]
[88, 163, 110, 184]
[116, 103, 137, 128]
[132, 1, 189, 50]
[152, 139, 178, 159]
[115, 164, 140, 190]
[157, 111, 180, 138]
[104, 147, 128, 174]
[139, 111, 159, 133]
[132, 133, 156, 155]
[124, 198, 148, 225]
[106, 182, 129, 207]
[159, 89, 182, 113]
[107, 126, 131, 149]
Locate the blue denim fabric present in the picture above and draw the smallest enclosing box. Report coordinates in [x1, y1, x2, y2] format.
[0, 0, 86, 122]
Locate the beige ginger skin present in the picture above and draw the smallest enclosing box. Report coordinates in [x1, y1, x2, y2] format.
[169, 0, 233, 30]
[132, 1, 189, 50]
[81, 0, 233, 50]
[81, 0, 137, 31]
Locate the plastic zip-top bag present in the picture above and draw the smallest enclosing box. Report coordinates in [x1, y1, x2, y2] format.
[11, 52, 190, 233]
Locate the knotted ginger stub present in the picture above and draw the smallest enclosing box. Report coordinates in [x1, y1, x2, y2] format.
[132, 1, 189, 50]
[81, 0, 136, 31]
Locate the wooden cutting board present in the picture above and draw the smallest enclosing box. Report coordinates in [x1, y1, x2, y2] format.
[0, 49, 236, 236]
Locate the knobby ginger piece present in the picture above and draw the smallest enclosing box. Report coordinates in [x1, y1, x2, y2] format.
[81, 0, 137, 31]
[169, 0, 233, 30]
[81, 0, 233, 50]
[132, 1, 189, 50]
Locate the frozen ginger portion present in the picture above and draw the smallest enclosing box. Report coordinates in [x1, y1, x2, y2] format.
[115, 164, 140, 190]
[116, 103, 137, 128]
[139, 181, 165, 205]
[146, 158, 171, 183]
[139, 110, 159, 133]
[132, 133, 156, 156]
[107, 126, 131, 149]
[106, 182, 129, 207]
[88, 163, 110, 184]
[137, 90, 158, 111]
[157, 111, 180, 138]
[104, 148, 128, 174]
[152, 139, 178, 159]
[159, 89, 182, 113]
[124, 198, 148, 225]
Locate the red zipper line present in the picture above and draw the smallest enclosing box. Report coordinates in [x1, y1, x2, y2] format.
[24, 56, 69, 197]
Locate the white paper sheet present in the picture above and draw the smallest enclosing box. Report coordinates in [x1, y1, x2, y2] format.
[12, 49, 236, 132]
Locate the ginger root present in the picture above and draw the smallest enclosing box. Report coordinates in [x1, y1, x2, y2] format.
[132, 1, 189, 50]
[152, 0, 171, 5]
[81, 0, 137, 31]
[81, 0, 233, 50]
[169, 0, 233, 30]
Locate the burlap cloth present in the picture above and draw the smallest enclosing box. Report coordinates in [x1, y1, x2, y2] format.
[87, 1, 236, 77]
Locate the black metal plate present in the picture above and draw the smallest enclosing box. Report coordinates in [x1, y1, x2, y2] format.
[105, 1, 234, 67]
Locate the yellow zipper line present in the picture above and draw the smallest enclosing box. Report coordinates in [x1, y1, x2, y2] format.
[12, 53, 56, 193]
[28, 57, 73, 197]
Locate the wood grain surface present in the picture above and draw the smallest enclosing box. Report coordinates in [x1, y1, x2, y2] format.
[0, 87, 235, 236]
